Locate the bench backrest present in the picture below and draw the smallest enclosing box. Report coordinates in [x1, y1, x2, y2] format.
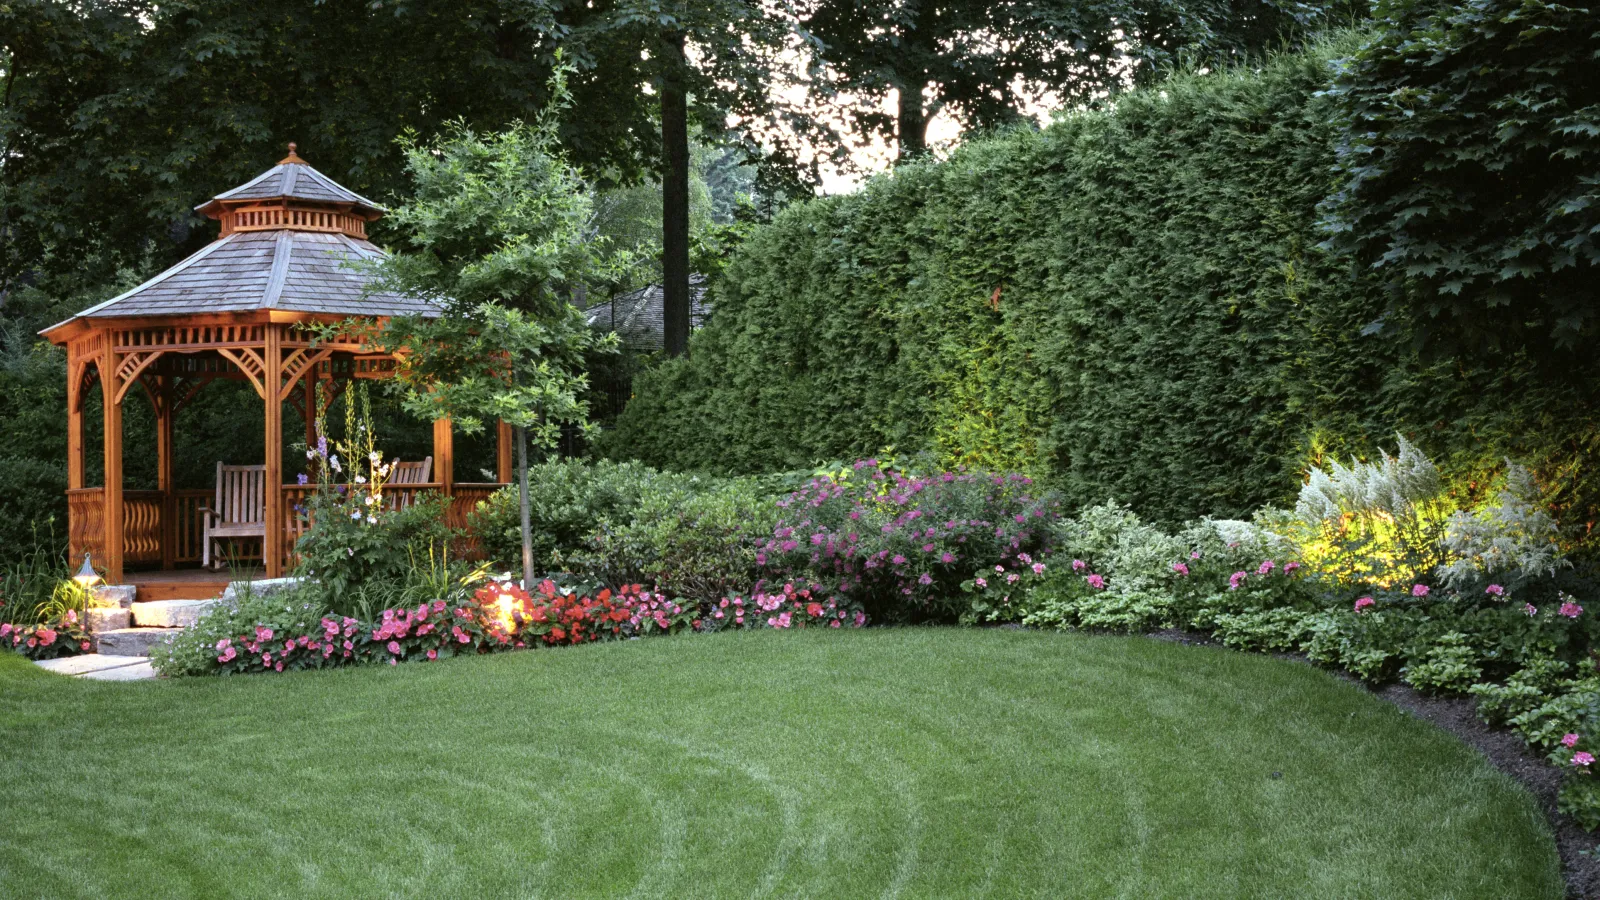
[389, 457, 433, 485]
[213, 463, 267, 525]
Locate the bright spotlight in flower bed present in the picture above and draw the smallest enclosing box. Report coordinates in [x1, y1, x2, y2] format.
[494, 592, 520, 634]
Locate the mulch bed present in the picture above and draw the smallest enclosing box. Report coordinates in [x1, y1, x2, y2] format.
[1145, 627, 1600, 898]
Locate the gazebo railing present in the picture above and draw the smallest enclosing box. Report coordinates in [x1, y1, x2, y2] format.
[70, 483, 509, 574]
[173, 490, 212, 563]
[67, 488, 106, 564]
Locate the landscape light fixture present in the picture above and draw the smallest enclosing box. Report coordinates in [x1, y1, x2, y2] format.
[73, 553, 101, 587]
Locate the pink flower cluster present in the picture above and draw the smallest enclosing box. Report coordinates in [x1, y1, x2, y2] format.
[738, 582, 864, 630]
[1354, 596, 1375, 613]
[212, 599, 478, 674]
[1226, 558, 1305, 592]
[3, 616, 91, 661]
[1554, 733, 1597, 773]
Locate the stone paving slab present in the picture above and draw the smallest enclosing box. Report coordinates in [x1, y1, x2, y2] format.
[80, 660, 157, 681]
[34, 654, 148, 676]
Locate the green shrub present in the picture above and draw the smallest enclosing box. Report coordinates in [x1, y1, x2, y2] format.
[571, 476, 782, 604]
[294, 493, 456, 616]
[1471, 657, 1575, 726]
[0, 523, 71, 628]
[291, 383, 459, 615]
[468, 459, 689, 572]
[0, 458, 67, 570]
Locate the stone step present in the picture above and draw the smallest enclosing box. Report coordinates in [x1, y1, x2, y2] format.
[86, 607, 131, 634]
[91, 585, 137, 609]
[131, 598, 221, 629]
[95, 627, 182, 657]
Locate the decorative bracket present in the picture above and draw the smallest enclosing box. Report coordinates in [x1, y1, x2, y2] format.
[217, 347, 268, 399]
[111, 350, 165, 405]
[278, 348, 334, 402]
[172, 373, 219, 414]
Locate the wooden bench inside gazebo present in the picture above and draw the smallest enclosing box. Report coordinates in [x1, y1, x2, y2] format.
[41, 144, 513, 600]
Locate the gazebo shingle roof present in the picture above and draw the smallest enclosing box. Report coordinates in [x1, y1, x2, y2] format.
[47, 144, 438, 331]
[70, 230, 438, 320]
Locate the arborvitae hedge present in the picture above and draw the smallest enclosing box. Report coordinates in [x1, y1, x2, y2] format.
[603, 37, 1600, 535]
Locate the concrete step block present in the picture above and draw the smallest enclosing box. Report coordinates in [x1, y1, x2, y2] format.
[80, 660, 158, 681]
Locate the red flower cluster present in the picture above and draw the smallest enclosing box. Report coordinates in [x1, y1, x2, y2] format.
[472, 581, 673, 646]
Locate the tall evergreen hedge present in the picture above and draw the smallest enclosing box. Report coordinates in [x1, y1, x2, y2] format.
[602, 37, 1599, 534]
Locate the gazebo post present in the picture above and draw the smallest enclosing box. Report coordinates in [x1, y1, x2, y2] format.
[432, 418, 454, 496]
[496, 419, 513, 484]
[66, 347, 84, 493]
[101, 333, 125, 584]
[303, 370, 319, 454]
[263, 325, 284, 578]
[157, 375, 175, 571]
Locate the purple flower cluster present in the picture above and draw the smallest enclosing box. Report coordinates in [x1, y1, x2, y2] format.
[758, 460, 1058, 619]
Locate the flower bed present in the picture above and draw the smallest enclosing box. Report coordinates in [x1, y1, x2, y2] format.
[155, 576, 867, 679]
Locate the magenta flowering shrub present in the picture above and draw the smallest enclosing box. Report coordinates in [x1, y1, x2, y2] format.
[758, 460, 1059, 622]
[961, 554, 1051, 624]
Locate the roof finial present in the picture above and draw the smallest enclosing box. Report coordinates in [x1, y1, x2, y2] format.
[278, 142, 305, 165]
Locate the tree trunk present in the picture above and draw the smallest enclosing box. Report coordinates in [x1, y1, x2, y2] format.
[660, 29, 692, 358]
[515, 423, 533, 590]
[895, 77, 929, 163]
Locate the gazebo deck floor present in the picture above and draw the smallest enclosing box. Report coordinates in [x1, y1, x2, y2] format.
[124, 567, 266, 602]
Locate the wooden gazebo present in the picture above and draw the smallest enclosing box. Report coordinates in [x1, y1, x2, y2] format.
[41, 145, 511, 595]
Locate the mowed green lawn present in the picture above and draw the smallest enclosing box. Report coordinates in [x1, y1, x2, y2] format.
[0, 628, 1560, 899]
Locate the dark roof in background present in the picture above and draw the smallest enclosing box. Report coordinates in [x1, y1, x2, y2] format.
[585, 275, 711, 351]
[69, 230, 440, 320]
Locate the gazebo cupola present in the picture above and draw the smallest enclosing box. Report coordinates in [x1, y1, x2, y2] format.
[41, 146, 509, 592]
[195, 143, 382, 240]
